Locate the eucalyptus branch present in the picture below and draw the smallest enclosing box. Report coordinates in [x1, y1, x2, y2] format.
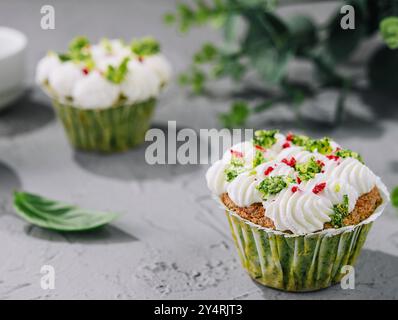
[166, 0, 398, 128]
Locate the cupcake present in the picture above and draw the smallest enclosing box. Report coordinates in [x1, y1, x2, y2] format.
[36, 36, 172, 152]
[206, 130, 389, 292]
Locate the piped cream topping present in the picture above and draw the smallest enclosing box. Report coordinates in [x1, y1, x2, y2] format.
[36, 37, 172, 109]
[205, 130, 381, 235]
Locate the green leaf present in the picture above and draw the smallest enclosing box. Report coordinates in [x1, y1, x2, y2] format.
[13, 192, 119, 232]
[212, 53, 246, 80]
[164, 13, 176, 25]
[193, 43, 218, 64]
[131, 37, 160, 56]
[380, 16, 398, 49]
[219, 101, 250, 128]
[286, 15, 318, 55]
[236, 0, 277, 10]
[178, 66, 207, 94]
[368, 46, 398, 92]
[57, 53, 72, 62]
[310, 51, 344, 87]
[243, 11, 292, 84]
[105, 57, 130, 84]
[392, 186, 398, 208]
[57, 36, 94, 68]
[69, 36, 90, 53]
[68, 36, 91, 61]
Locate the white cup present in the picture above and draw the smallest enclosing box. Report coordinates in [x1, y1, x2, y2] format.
[0, 27, 27, 110]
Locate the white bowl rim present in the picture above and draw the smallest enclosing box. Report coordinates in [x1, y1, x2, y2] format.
[0, 26, 27, 60]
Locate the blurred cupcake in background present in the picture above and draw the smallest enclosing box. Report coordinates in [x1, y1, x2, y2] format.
[36, 36, 171, 152]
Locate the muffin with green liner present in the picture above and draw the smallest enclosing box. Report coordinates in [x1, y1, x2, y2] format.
[206, 130, 389, 292]
[36, 36, 172, 152]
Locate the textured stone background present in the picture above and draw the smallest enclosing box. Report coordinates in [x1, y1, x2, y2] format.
[0, 0, 397, 299]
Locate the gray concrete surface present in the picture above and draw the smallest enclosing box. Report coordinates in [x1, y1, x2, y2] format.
[0, 0, 398, 299]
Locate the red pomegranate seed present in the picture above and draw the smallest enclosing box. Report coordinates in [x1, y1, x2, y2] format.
[291, 186, 299, 193]
[296, 176, 301, 184]
[282, 142, 291, 149]
[286, 132, 294, 142]
[82, 67, 89, 75]
[316, 160, 325, 167]
[230, 150, 243, 158]
[282, 157, 296, 167]
[312, 182, 326, 194]
[255, 145, 266, 152]
[264, 167, 274, 176]
[326, 155, 340, 161]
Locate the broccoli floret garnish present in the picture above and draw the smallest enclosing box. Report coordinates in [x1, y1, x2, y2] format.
[252, 149, 265, 168]
[330, 195, 349, 228]
[335, 148, 364, 163]
[256, 175, 292, 200]
[252, 130, 278, 149]
[305, 137, 333, 155]
[295, 157, 323, 181]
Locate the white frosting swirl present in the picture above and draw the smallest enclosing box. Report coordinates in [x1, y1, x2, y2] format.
[321, 178, 358, 212]
[35, 54, 61, 85]
[48, 61, 84, 99]
[205, 160, 229, 195]
[256, 161, 295, 178]
[227, 173, 262, 207]
[324, 158, 376, 195]
[276, 146, 313, 163]
[264, 189, 333, 235]
[120, 60, 160, 103]
[143, 54, 172, 85]
[72, 71, 120, 109]
[222, 141, 256, 169]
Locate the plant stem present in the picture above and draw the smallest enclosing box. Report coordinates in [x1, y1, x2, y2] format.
[334, 78, 351, 126]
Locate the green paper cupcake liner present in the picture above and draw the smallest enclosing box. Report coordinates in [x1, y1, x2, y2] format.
[222, 179, 389, 292]
[52, 98, 156, 152]
[226, 211, 371, 292]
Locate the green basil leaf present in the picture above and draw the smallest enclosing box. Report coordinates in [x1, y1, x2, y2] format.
[13, 191, 119, 231]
